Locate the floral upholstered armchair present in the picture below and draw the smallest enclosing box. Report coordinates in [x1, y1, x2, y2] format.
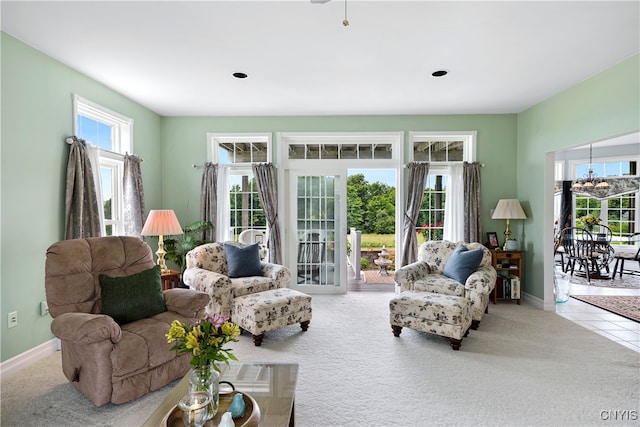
[183, 242, 291, 317]
[394, 240, 496, 329]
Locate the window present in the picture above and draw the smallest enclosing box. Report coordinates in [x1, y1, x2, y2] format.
[418, 174, 447, 240]
[410, 132, 477, 240]
[73, 95, 133, 236]
[208, 133, 271, 239]
[573, 159, 638, 245]
[229, 174, 266, 239]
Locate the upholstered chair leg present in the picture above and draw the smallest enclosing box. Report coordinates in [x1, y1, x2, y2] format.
[391, 325, 402, 337]
[253, 334, 265, 346]
[471, 319, 480, 330]
[300, 320, 310, 331]
[449, 338, 462, 350]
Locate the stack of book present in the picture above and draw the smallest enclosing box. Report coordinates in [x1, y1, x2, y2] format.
[496, 273, 520, 299]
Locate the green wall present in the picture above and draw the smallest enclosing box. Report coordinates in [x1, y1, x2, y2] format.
[517, 54, 640, 301]
[161, 115, 517, 226]
[0, 33, 163, 361]
[2, 30, 637, 363]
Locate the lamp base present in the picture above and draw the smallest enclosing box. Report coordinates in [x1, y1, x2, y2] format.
[156, 235, 170, 274]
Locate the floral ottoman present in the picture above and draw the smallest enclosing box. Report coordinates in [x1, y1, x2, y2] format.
[231, 288, 312, 346]
[389, 290, 472, 350]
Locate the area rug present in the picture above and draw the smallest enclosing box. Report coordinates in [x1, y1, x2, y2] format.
[570, 295, 640, 322]
[566, 272, 640, 289]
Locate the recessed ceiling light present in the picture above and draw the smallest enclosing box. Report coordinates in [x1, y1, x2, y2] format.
[232, 72, 248, 79]
[431, 70, 448, 77]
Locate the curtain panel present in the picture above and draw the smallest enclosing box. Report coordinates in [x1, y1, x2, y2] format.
[400, 162, 429, 266]
[443, 163, 464, 242]
[64, 136, 102, 239]
[123, 154, 145, 236]
[463, 162, 482, 243]
[252, 163, 283, 264]
[200, 162, 217, 242]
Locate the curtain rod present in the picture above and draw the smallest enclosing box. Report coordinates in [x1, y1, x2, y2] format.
[403, 162, 485, 168]
[66, 137, 143, 162]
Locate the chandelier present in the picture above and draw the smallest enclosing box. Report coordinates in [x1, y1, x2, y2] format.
[571, 144, 609, 191]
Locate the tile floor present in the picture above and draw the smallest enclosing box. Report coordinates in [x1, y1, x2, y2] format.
[555, 277, 640, 353]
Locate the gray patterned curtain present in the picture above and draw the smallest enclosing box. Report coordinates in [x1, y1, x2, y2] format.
[200, 162, 217, 242]
[64, 136, 101, 239]
[400, 162, 429, 266]
[123, 154, 145, 236]
[252, 163, 283, 264]
[463, 161, 482, 243]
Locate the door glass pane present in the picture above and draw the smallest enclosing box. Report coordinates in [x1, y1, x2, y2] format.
[296, 175, 338, 286]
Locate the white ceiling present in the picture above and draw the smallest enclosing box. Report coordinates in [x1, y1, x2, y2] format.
[1, 1, 639, 117]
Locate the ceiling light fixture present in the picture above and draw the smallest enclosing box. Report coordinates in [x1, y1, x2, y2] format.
[571, 144, 609, 192]
[232, 72, 248, 79]
[343, 0, 349, 27]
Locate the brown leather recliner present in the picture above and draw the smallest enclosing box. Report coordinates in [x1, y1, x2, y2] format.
[45, 236, 210, 407]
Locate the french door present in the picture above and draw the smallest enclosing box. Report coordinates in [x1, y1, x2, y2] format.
[287, 170, 346, 293]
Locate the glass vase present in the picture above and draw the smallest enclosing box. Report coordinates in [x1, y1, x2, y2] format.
[188, 364, 220, 420]
[554, 268, 570, 304]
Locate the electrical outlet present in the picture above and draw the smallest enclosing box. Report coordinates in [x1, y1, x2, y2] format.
[8, 311, 18, 328]
[40, 301, 49, 317]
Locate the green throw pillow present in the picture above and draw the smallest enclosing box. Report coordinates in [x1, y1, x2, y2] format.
[443, 245, 484, 284]
[99, 265, 167, 324]
[224, 243, 263, 278]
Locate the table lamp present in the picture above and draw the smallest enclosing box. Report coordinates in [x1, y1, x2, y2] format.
[141, 210, 183, 273]
[491, 199, 527, 250]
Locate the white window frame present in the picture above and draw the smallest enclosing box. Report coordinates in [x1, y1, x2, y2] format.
[409, 131, 477, 164]
[207, 133, 272, 239]
[73, 94, 133, 236]
[409, 131, 477, 240]
[207, 132, 272, 164]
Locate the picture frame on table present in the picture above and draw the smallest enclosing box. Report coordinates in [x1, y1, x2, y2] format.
[486, 232, 500, 249]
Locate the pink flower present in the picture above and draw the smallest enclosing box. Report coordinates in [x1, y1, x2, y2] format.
[206, 313, 228, 328]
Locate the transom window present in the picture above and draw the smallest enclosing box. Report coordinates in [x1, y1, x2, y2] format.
[73, 95, 133, 236]
[288, 143, 392, 160]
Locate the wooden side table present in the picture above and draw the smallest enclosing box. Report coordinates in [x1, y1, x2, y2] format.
[161, 270, 181, 291]
[491, 250, 523, 305]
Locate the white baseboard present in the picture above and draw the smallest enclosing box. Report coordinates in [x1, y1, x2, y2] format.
[0, 338, 59, 380]
[522, 291, 555, 310]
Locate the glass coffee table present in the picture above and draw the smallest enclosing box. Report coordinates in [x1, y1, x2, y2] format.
[143, 362, 298, 427]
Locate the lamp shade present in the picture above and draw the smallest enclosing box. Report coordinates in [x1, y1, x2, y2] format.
[491, 199, 527, 220]
[141, 210, 183, 236]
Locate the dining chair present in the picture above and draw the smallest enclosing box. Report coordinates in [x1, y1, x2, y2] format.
[559, 227, 599, 283]
[588, 224, 615, 276]
[611, 232, 640, 278]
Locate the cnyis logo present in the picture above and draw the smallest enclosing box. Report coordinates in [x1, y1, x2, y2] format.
[600, 410, 638, 421]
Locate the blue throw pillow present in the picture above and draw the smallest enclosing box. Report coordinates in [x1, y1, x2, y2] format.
[443, 245, 484, 284]
[224, 243, 263, 278]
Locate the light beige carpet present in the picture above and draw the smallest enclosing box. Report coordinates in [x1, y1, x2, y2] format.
[2, 292, 639, 427]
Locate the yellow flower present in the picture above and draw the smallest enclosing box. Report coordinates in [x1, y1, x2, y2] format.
[222, 321, 240, 338]
[185, 330, 201, 355]
[208, 335, 223, 348]
[166, 320, 186, 343]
